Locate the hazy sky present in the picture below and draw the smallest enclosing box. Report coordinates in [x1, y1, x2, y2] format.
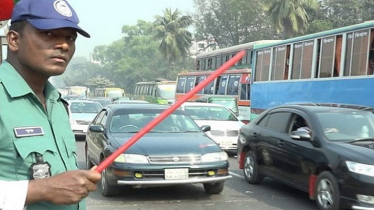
[68, 0, 195, 58]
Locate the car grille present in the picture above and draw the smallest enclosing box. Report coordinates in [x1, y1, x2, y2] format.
[76, 120, 91, 125]
[210, 130, 238, 137]
[148, 155, 201, 164]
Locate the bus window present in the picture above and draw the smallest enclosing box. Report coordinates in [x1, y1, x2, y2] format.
[216, 55, 222, 68]
[196, 76, 206, 94]
[261, 49, 271, 81]
[227, 75, 240, 95]
[185, 76, 196, 92]
[255, 50, 263, 81]
[204, 80, 215, 95]
[246, 49, 252, 65]
[291, 42, 303, 79]
[216, 75, 228, 95]
[176, 77, 186, 93]
[319, 36, 336, 78]
[301, 40, 314, 79]
[271, 45, 287, 80]
[351, 29, 371, 76]
[212, 57, 216, 69]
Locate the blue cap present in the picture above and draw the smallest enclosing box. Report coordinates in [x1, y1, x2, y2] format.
[11, 0, 90, 38]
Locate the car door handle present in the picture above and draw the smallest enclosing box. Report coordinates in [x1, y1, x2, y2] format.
[251, 133, 258, 138]
[278, 140, 284, 147]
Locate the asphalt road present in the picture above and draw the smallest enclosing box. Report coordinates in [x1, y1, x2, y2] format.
[75, 140, 318, 210]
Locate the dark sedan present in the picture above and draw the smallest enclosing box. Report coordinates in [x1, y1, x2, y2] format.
[86, 104, 231, 197]
[237, 104, 374, 210]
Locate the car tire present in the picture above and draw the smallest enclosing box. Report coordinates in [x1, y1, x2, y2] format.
[101, 168, 120, 197]
[315, 171, 341, 210]
[243, 151, 264, 184]
[203, 182, 224, 194]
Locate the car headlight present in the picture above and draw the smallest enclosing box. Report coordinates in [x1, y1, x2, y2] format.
[201, 152, 228, 162]
[346, 161, 374, 177]
[114, 154, 149, 164]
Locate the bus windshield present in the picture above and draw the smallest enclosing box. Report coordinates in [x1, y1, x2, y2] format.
[157, 84, 176, 99]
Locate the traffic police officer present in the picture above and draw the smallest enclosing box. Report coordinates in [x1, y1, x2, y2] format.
[0, 0, 101, 209]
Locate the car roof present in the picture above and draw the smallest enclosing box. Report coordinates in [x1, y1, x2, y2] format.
[272, 103, 374, 113]
[181, 102, 227, 108]
[67, 99, 101, 104]
[106, 103, 170, 110]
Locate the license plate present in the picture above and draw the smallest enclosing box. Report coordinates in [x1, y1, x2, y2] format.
[219, 140, 233, 147]
[165, 168, 188, 180]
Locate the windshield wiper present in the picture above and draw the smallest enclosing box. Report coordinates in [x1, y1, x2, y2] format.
[348, 138, 374, 144]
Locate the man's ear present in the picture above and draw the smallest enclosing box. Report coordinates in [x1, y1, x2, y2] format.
[7, 30, 20, 52]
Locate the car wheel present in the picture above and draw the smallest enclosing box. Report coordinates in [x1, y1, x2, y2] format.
[101, 168, 120, 197]
[85, 147, 94, 169]
[243, 151, 264, 184]
[203, 182, 224, 194]
[315, 171, 340, 210]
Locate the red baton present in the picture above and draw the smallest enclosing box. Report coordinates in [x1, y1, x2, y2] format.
[95, 50, 246, 173]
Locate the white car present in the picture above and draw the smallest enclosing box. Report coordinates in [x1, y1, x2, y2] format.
[67, 100, 102, 138]
[180, 102, 245, 152]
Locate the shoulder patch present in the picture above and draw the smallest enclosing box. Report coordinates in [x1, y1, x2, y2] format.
[60, 98, 70, 116]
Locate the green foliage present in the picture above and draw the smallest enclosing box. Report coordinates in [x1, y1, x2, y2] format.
[193, 0, 276, 47]
[85, 75, 115, 89]
[264, 0, 319, 38]
[150, 8, 193, 64]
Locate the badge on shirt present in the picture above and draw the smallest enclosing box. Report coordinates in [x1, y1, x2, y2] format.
[13, 126, 44, 137]
[30, 153, 51, 179]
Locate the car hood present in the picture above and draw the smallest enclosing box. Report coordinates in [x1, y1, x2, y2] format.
[110, 133, 221, 155]
[71, 113, 97, 120]
[330, 141, 374, 163]
[194, 120, 244, 130]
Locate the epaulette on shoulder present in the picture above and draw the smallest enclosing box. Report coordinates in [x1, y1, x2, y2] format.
[60, 98, 70, 116]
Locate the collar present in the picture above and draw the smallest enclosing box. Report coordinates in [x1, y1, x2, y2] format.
[0, 60, 61, 102]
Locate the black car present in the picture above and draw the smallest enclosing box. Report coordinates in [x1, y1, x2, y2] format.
[86, 104, 231, 196]
[237, 104, 374, 210]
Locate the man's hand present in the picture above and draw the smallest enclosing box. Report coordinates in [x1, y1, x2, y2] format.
[26, 167, 101, 205]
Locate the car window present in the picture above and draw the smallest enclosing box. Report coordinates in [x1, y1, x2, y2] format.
[70, 102, 102, 113]
[184, 106, 237, 121]
[316, 111, 374, 141]
[110, 110, 201, 133]
[259, 112, 291, 133]
[93, 111, 105, 124]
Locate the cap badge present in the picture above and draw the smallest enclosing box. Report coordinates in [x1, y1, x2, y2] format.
[53, 0, 72, 17]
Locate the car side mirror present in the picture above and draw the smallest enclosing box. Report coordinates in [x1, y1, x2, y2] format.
[291, 130, 311, 140]
[89, 125, 104, 133]
[201, 125, 211, 132]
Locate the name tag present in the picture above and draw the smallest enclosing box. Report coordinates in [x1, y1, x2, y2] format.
[13, 126, 44, 137]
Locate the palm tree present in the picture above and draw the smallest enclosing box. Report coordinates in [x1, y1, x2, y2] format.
[150, 8, 193, 65]
[265, 0, 319, 38]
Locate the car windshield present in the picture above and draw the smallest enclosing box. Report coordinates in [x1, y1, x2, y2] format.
[70, 102, 102, 113]
[315, 110, 374, 141]
[184, 106, 238, 121]
[110, 110, 201, 133]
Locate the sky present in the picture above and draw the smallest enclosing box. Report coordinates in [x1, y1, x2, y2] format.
[68, 0, 195, 59]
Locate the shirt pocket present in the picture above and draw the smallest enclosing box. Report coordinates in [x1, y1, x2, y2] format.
[13, 136, 57, 179]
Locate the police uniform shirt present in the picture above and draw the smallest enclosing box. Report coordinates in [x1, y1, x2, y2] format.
[0, 61, 85, 210]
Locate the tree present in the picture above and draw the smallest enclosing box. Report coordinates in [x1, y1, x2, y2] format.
[150, 8, 193, 64]
[264, 0, 319, 38]
[193, 0, 276, 48]
[85, 75, 115, 90]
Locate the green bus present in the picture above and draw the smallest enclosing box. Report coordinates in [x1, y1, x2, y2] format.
[133, 80, 176, 104]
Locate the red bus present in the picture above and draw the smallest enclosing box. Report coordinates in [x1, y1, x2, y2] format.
[175, 69, 251, 122]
